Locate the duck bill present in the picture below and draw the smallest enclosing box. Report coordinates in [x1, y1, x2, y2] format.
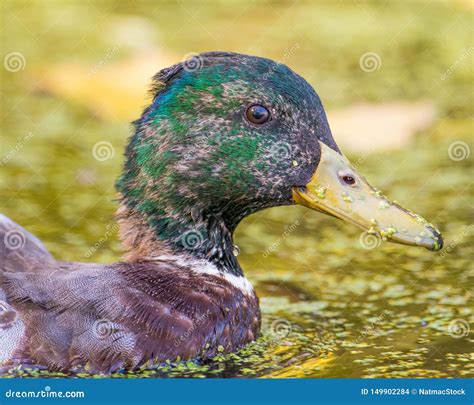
[293, 142, 443, 251]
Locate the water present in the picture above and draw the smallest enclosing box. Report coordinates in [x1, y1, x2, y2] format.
[1, 0, 472, 379]
[1, 120, 472, 378]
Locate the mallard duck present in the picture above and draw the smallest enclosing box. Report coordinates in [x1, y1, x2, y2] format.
[0, 52, 442, 373]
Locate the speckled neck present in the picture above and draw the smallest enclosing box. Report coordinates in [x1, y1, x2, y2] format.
[115, 52, 330, 275]
[116, 201, 244, 276]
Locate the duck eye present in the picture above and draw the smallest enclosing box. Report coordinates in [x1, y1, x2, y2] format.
[246, 105, 270, 124]
[341, 175, 356, 186]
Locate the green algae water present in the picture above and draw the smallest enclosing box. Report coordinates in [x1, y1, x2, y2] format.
[1, 0, 472, 379]
[1, 121, 472, 379]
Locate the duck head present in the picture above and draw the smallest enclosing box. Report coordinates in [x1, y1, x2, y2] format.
[116, 52, 442, 274]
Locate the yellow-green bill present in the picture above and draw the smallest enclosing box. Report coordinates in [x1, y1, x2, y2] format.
[293, 142, 443, 251]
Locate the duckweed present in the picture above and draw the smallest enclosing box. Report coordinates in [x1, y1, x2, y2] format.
[342, 193, 354, 203]
[1, 1, 471, 379]
[378, 200, 391, 210]
[313, 186, 327, 199]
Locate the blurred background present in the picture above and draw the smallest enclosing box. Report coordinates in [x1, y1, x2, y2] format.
[0, 0, 472, 378]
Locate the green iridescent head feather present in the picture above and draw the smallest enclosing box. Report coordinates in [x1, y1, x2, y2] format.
[116, 52, 337, 269]
[116, 51, 443, 272]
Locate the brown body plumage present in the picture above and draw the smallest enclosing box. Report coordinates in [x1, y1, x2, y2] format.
[0, 215, 259, 373]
